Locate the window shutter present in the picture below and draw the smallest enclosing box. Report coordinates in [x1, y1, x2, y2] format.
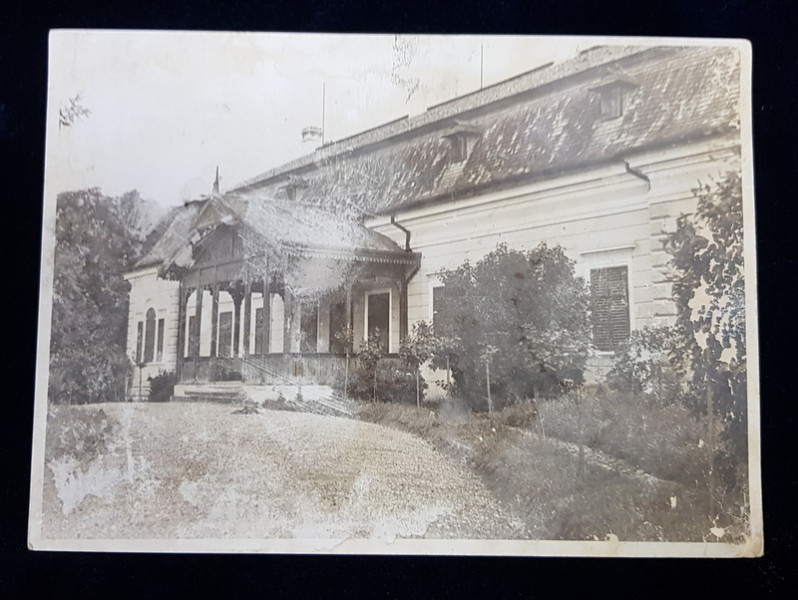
[590, 266, 630, 351]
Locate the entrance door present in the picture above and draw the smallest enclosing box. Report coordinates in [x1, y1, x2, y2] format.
[367, 292, 390, 353]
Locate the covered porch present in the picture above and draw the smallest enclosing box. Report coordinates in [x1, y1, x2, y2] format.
[155, 192, 420, 387]
[174, 247, 420, 386]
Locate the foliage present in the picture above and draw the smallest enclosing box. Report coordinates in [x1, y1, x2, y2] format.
[538, 391, 707, 486]
[605, 326, 684, 407]
[430, 243, 591, 411]
[148, 371, 177, 403]
[356, 330, 385, 402]
[333, 324, 355, 356]
[358, 393, 735, 542]
[664, 171, 747, 495]
[45, 405, 118, 465]
[49, 188, 151, 404]
[399, 320, 436, 406]
[336, 356, 426, 405]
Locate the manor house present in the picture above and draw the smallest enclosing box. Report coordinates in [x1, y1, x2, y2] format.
[124, 44, 742, 400]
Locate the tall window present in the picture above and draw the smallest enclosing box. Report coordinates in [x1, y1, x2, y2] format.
[143, 308, 156, 363]
[156, 318, 165, 362]
[329, 301, 347, 353]
[188, 316, 199, 357]
[135, 321, 143, 364]
[590, 266, 630, 351]
[367, 292, 390, 353]
[300, 302, 319, 353]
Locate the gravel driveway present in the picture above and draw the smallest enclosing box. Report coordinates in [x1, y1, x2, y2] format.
[42, 403, 524, 541]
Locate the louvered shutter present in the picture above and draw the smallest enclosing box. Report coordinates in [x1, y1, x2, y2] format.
[590, 266, 630, 351]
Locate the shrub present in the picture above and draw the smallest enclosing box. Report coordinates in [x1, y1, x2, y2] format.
[494, 399, 539, 429]
[663, 171, 749, 524]
[430, 243, 591, 411]
[45, 405, 118, 466]
[537, 390, 707, 486]
[335, 358, 427, 405]
[147, 371, 177, 403]
[605, 326, 684, 408]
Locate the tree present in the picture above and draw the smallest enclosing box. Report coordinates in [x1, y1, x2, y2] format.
[399, 320, 436, 407]
[49, 188, 151, 403]
[664, 171, 747, 514]
[358, 329, 385, 403]
[431, 243, 591, 410]
[334, 324, 355, 398]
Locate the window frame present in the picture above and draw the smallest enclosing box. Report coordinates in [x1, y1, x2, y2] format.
[156, 318, 165, 362]
[135, 321, 144, 364]
[143, 308, 156, 364]
[589, 264, 632, 353]
[364, 288, 392, 353]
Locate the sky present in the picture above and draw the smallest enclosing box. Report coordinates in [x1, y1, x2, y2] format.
[46, 31, 588, 207]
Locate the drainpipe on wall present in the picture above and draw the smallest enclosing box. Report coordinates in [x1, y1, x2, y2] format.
[390, 213, 412, 252]
[622, 160, 651, 191]
[390, 213, 421, 341]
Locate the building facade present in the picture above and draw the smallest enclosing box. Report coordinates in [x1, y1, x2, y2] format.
[125, 44, 742, 398]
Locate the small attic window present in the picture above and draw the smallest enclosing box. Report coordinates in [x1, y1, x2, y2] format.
[590, 79, 638, 121]
[600, 86, 623, 119]
[279, 175, 308, 201]
[449, 134, 468, 163]
[442, 122, 482, 164]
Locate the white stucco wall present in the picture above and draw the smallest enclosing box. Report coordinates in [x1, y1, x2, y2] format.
[124, 267, 180, 398]
[368, 136, 741, 392]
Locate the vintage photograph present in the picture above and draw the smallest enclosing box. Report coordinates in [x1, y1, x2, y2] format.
[29, 31, 761, 555]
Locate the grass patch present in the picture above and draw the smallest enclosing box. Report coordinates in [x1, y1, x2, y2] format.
[357, 394, 749, 542]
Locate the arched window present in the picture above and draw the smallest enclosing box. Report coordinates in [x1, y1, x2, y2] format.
[144, 308, 156, 363]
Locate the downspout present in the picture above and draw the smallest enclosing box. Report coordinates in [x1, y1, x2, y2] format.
[623, 160, 651, 191]
[390, 213, 421, 342]
[390, 213, 412, 252]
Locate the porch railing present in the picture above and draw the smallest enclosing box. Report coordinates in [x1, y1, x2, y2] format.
[179, 353, 350, 386]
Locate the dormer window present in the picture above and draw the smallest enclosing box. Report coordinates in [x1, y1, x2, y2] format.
[441, 121, 482, 164]
[279, 175, 308, 201]
[589, 79, 639, 120]
[449, 134, 468, 162]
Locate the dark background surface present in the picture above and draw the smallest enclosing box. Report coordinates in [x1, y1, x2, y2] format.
[2, 1, 796, 597]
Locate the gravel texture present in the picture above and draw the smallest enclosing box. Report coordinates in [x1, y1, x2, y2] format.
[42, 403, 524, 541]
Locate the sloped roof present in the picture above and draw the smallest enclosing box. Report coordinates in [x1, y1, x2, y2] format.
[240, 195, 406, 256]
[134, 200, 205, 269]
[137, 193, 415, 273]
[231, 45, 741, 215]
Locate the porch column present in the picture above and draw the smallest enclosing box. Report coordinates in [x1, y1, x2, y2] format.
[261, 274, 271, 357]
[346, 285, 353, 330]
[194, 284, 204, 357]
[346, 284, 353, 353]
[242, 280, 252, 356]
[399, 278, 408, 343]
[232, 288, 242, 358]
[209, 284, 220, 357]
[283, 288, 293, 354]
[176, 284, 189, 379]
